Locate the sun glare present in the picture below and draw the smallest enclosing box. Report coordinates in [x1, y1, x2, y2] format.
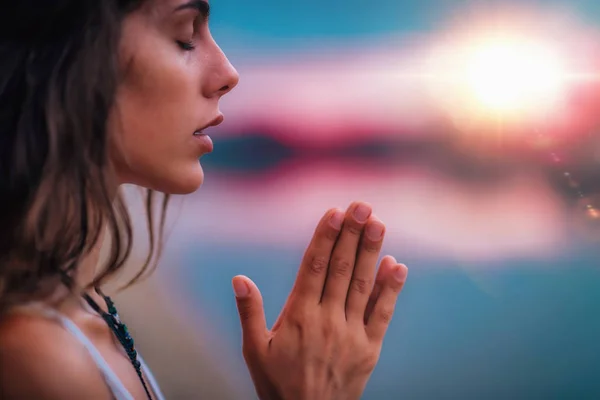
[463, 37, 566, 114]
[424, 29, 573, 132]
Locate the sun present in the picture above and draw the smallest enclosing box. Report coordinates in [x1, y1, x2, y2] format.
[425, 30, 571, 127]
[463, 36, 566, 114]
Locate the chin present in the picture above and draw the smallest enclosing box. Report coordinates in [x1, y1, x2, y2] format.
[146, 164, 205, 195]
[169, 169, 205, 194]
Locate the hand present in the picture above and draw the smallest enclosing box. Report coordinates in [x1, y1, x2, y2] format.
[231, 202, 409, 400]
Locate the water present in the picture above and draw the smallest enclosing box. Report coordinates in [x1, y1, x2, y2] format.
[148, 153, 600, 399]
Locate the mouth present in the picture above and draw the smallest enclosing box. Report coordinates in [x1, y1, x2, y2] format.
[193, 114, 224, 136]
[192, 114, 223, 154]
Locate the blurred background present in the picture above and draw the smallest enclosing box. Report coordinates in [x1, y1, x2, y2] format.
[115, 0, 600, 398]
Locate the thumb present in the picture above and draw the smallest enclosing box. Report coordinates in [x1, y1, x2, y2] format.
[232, 275, 268, 348]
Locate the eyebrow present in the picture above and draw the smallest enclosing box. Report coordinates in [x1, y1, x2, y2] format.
[174, 0, 210, 17]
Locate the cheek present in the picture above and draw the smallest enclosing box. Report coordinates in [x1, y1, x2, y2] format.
[122, 53, 196, 130]
[113, 52, 202, 163]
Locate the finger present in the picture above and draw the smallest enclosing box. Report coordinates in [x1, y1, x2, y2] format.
[321, 202, 372, 307]
[346, 215, 386, 321]
[291, 208, 344, 305]
[363, 255, 396, 324]
[232, 276, 268, 352]
[366, 263, 408, 343]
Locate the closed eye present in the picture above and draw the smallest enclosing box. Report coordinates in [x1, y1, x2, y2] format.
[177, 40, 196, 51]
[173, 1, 210, 51]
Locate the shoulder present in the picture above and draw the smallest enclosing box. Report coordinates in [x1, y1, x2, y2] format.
[0, 311, 112, 400]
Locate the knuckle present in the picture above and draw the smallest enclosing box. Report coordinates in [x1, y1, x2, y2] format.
[346, 224, 363, 236]
[350, 277, 372, 295]
[362, 240, 381, 253]
[307, 255, 329, 275]
[376, 307, 394, 325]
[237, 302, 254, 322]
[389, 281, 405, 294]
[323, 227, 340, 241]
[363, 352, 380, 371]
[331, 256, 353, 278]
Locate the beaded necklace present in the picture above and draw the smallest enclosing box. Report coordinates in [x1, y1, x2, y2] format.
[82, 288, 153, 400]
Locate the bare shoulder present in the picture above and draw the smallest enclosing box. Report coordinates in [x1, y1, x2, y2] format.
[0, 312, 112, 400]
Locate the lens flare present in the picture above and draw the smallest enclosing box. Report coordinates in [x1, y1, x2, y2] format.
[419, 3, 600, 135]
[463, 37, 566, 114]
[425, 33, 570, 128]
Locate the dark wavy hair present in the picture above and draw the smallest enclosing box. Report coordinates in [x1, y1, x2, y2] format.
[0, 0, 169, 310]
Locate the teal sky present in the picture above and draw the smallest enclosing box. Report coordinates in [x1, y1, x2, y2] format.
[210, 0, 600, 43]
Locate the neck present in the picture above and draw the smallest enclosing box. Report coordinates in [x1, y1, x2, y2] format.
[76, 179, 121, 291]
[53, 182, 121, 309]
[76, 229, 106, 289]
[40, 223, 108, 311]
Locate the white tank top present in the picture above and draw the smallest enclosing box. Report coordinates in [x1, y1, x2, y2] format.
[12, 302, 166, 400]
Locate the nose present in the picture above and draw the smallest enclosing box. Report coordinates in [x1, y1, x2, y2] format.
[205, 45, 240, 98]
[217, 60, 239, 96]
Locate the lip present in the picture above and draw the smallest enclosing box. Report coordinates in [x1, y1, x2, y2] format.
[193, 133, 213, 153]
[192, 114, 223, 154]
[197, 114, 224, 132]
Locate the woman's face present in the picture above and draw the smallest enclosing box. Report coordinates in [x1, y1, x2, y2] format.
[109, 0, 239, 194]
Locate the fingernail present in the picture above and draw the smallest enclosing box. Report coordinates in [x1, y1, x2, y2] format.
[353, 204, 371, 222]
[232, 278, 249, 298]
[393, 264, 408, 283]
[329, 210, 344, 230]
[366, 221, 384, 240]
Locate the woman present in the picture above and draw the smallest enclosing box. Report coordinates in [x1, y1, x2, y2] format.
[0, 0, 409, 399]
